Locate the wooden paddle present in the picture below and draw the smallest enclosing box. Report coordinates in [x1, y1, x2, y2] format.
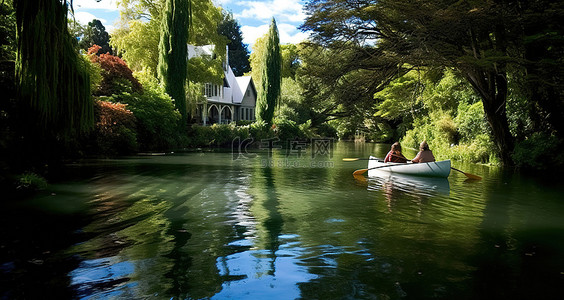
[450, 167, 482, 180]
[342, 157, 381, 162]
[353, 163, 401, 175]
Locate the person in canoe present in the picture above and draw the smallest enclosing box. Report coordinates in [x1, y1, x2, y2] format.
[411, 141, 435, 163]
[384, 142, 408, 163]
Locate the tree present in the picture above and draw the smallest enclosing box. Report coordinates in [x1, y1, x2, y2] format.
[158, 0, 191, 122]
[255, 18, 281, 125]
[518, 1, 564, 138]
[281, 44, 299, 79]
[301, 0, 528, 164]
[112, 0, 227, 75]
[14, 0, 93, 136]
[217, 11, 250, 76]
[79, 19, 112, 55]
[88, 45, 142, 96]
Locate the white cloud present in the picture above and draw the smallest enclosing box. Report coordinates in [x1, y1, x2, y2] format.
[242, 22, 309, 48]
[241, 24, 269, 48]
[278, 23, 309, 44]
[74, 11, 107, 25]
[236, 0, 305, 24]
[72, 0, 119, 11]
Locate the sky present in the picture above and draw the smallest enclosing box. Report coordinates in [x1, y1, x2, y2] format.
[72, 0, 310, 49]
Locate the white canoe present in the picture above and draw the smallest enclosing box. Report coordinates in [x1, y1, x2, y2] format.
[367, 156, 451, 178]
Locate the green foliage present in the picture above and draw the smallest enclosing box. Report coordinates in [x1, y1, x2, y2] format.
[281, 44, 300, 79]
[374, 71, 422, 120]
[111, 20, 160, 75]
[185, 82, 207, 119]
[402, 110, 494, 163]
[16, 172, 48, 191]
[1, 0, 16, 62]
[187, 55, 223, 85]
[255, 18, 281, 125]
[315, 123, 338, 138]
[455, 101, 489, 143]
[302, 0, 532, 164]
[113, 0, 227, 77]
[81, 54, 102, 92]
[277, 77, 309, 124]
[273, 118, 302, 142]
[100, 74, 182, 151]
[15, 0, 93, 136]
[187, 123, 250, 147]
[512, 133, 564, 171]
[158, 0, 190, 120]
[249, 120, 273, 141]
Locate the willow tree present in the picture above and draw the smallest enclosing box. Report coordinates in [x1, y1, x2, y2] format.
[255, 18, 281, 126]
[158, 0, 191, 122]
[14, 0, 93, 136]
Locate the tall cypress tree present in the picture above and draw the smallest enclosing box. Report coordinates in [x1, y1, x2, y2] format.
[158, 0, 190, 123]
[255, 18, 281, 126]
[14, 0, 93, 136]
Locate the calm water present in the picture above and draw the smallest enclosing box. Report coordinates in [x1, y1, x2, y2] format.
[1, 142, 564, 299]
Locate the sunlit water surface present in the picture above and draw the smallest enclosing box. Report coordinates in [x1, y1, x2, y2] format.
[1, 142, 564, 299]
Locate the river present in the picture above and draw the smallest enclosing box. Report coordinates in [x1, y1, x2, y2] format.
[1, 142, 563, 299]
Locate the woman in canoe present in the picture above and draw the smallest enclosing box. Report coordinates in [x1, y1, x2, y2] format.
[384, 142, 408, 163]
[412, 141, 435, 163]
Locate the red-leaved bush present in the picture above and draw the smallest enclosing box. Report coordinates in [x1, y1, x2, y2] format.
[88, 45, 142, 96]
[92, 100, 138, 155]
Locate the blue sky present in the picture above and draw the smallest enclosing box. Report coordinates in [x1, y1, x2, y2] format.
[72, 0, 309, 49]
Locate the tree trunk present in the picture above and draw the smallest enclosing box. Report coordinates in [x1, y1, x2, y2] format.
[465, 69, 515, 165]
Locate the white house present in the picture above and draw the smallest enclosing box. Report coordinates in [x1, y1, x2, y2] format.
[187, 45, 256, 125]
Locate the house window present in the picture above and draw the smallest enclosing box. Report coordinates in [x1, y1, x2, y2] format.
[205, 83, 219, 97]
[246, 89, 250, 97]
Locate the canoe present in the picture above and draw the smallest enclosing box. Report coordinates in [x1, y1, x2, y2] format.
[367, 156, 451, 178]
[366, 172, 450, 195]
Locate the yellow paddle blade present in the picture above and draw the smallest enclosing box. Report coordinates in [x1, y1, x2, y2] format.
[342, 158, 360, 161]
[352, 168, 368, 175]
[451, 167, 482, 180]
[464, 172, 482, 180]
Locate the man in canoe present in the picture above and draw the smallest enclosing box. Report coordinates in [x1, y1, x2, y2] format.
[384, 142, 408, 163]
[411, 141, 435, 163]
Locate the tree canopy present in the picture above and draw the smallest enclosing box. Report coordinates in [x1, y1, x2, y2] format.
[78, 19, 112, 55]
[302, 0, 564, 165]
[217, 11, 250, 76]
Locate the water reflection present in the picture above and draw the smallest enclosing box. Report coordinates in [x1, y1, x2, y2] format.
[1, 144, 564, 299]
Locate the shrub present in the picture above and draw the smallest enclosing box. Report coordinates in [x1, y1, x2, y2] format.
[101, 75, 182, 151]
[315, 122, 338, 139]
[512, 132, 564, 170]
[16, 172, 48, 191]
[88, 45, 142, 96]
[249, 120, 273, 141]
[91, 100, 138, 155]
[274, 118, 302, 142]
[455, 101, 489, 143]
[186, 124, 251, 147]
